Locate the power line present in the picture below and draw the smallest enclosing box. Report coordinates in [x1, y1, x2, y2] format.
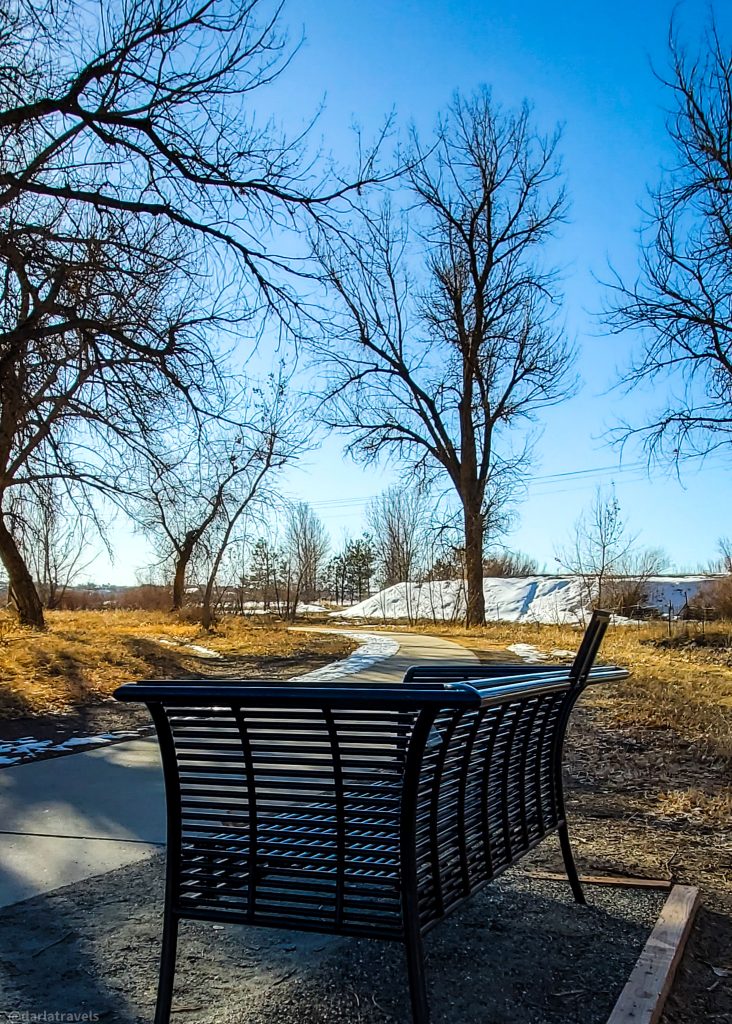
[529, 460, 647, 483]
[303, 459, 650, 511]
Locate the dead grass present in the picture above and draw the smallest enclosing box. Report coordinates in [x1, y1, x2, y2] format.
[0, 610, 355, 718]
[367, 618, 732, 764]
[656, 786, 732, 825]
[372, 618, 732, 828]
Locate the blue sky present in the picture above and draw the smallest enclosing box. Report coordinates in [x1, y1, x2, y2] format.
[95, 0, 730, 583]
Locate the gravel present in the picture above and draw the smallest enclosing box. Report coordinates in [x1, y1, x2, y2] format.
[0, 849, 666, 1024]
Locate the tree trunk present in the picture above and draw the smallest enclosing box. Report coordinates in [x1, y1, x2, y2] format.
[0, 512, 45, 628]
[288, 577, 301, 622]
[463, 499, 485, 627]
[201, 582, 215, 630]
[172, 536, 196, 611]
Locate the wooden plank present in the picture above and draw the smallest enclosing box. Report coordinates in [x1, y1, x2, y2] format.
[525, 870, 673, 891]
[606, 884, 700, 1024]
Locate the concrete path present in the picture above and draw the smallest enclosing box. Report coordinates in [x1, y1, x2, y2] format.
[0, 631, 476, 908]
[292, 626, 477, 683]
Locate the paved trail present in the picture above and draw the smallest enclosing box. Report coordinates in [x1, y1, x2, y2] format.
[0, 630, 476, 908]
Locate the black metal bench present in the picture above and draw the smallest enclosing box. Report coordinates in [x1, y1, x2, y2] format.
[115, 610, 626, 1024]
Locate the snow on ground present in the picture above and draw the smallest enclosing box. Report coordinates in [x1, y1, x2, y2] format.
[293, 631, 400, 682]
[156, 637, 223, 658]
[507, 645, 580, 663]
[333, 575, 711, 625]
[0, 731, 147, 767]
[238, 601, 328, 615]
[507, 644, 548, 663]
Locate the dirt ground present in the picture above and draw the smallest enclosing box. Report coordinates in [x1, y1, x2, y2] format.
[0, 854, 666, 1024]
[532, 701, 732, 1023]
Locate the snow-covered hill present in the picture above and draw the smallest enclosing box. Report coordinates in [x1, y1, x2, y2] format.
[332, 575, 711, 624]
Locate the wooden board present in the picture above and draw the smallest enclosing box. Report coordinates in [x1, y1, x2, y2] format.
[605, 884, 700, 1024]
[525, 871, 672, 891]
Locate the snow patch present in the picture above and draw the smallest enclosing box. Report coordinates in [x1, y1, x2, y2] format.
[507, 643, 547, 663]
[292, 631, 399, 681]
[186, 644, 223, 659]
[238, 601, 328, 615]
[156, 638, 222, 659]
[333, 575, 711, 625]
[0, 729, 149, 767]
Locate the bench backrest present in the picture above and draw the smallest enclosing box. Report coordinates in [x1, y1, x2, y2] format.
[402, 610, 611, 685]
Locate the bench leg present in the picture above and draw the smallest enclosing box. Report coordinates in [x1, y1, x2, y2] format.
[404, 929, 430, 1024]
[558, 821, 586, 904]
[154, 909, 179, 1024]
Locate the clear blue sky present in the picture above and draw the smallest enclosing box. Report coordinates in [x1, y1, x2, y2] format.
[95, 0, 731, 583]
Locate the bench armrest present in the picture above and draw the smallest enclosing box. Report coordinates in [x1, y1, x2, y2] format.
[114, 678, 485, 709]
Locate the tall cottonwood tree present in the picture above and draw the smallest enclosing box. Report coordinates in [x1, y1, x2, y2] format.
[314, 91, 574, 625]
[0, 0, 384, 627]
[607, 22, 732, 461]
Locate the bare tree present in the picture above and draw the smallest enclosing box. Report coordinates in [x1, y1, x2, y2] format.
[557, 488, 634, 610]
[143, 436, 259, 614]
[483, 549, 539, 577]
[0, 0, 385, 628]
[421, 543, 465, 583]
[138, 379, 306, 619]
[0, 0, 384, 305]
[367, 486, 427, 589]
[606, 21, 732, 462]
[557, 487, 667, 614]
[0, 200, 218, 626]
[281, 503, 329, 617]
[693, 538, 732, 617]
[10, 481, 97, 609]
[313, 90, 574, 625]
[608, 546, 669, 613]
[199, 491, 265, 631]
[714, 537, 732, 574]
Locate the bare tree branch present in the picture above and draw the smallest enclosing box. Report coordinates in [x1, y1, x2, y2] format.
[605, 18, 732, 465]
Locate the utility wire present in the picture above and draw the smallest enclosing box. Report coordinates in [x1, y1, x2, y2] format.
[303, 460, 650, 512]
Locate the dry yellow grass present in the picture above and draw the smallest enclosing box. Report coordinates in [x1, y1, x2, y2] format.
[363, 618, 732, 828]
[656, 786, 732, 824]
[371, 619, 732, 764]
[0, 610, 355, 717]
